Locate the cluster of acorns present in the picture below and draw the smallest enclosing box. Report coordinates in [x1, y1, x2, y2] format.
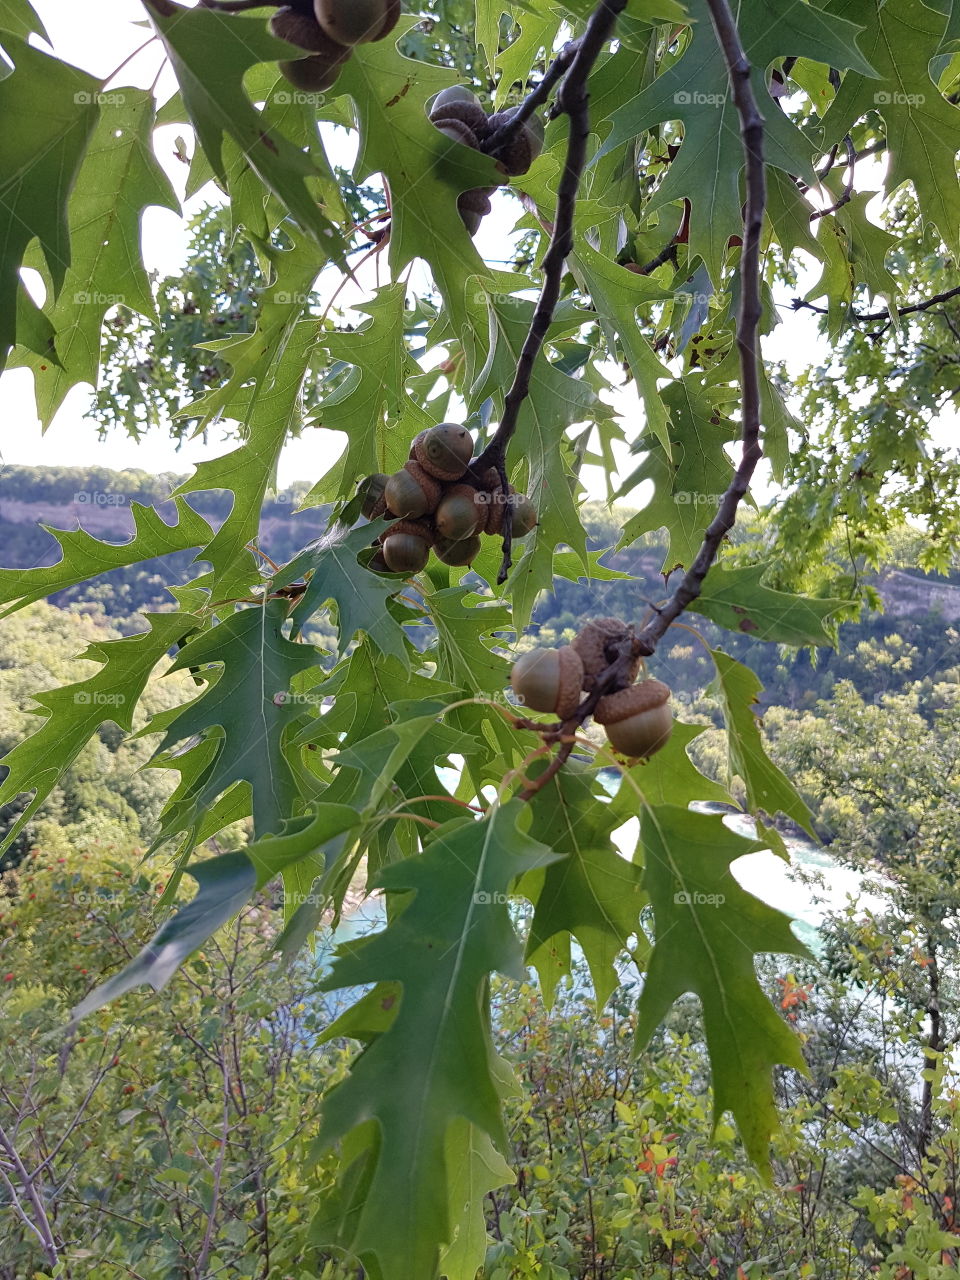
[360, 423, 537, 574]
[510, 618, 674, 760]
[428, 88, 545, 234]
[270, 0, 400, 92]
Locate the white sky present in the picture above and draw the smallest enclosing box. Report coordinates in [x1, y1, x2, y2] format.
[0, 0, 916, 504]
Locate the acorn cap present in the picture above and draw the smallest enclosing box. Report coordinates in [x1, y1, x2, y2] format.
[429, 96, 491, 140]
[485, 489, 505, 535]
[314, 0, 399, 46]
[404, 459, 442, 510]
[270, 7, 350, 55]
[485, 107, 543, 176]
[379, 517, 435, 547]
[573, 617, 640, 683]
[414, 423, 474, 482]
[594, 679, 671, 726]
[434, 118, 482, 151]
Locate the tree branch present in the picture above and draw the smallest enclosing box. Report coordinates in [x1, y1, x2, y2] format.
[631, 0, 767, 656]
[473, 0, 629, 584]
[791, 284, 960, 324]
[484, 41, 580, 160]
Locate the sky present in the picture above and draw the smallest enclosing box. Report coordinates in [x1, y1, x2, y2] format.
[0, 0, 860, 502]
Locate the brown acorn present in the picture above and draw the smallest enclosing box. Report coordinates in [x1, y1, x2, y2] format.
[485, 490, 505, 536]
[379, 518, 435, 547]
[509, 493, 537, 536]
[572, 617, 641, 687]
[435, 484, 484, 541]
[510, 645, 584, 719]
[434, 534, 482, 566]
[313, 0, 399, 46]
[430, 91, 491, 141]
[595, 680, 673, 759]
[384, 461, 441, 518]
[382, 531, 430, 574]
[270, 7, 348, 54]
[413, 423, 474, 482]
[434, 118, 482, 151]
[359, 472, 389, 519]
[485, 108, 545, 176]
[278, 50, 349, 92]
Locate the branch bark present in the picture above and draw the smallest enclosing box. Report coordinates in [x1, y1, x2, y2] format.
[473, 0, 629, 584]
[632, 0, 767, 656]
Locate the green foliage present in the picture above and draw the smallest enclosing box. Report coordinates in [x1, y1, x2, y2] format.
[4, 0, 960, 1272]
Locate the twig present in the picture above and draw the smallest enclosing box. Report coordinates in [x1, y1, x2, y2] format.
[473, 0, 629, 584]
[484, 41, 579, 158]
[632, 240, 679, 276]
[631, 0, 767, 656]
[0, 1121, 59, 1268]
[791, 284, 960, 324]
[809, 134, 855, 221]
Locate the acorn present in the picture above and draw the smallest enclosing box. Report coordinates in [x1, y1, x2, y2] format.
[435, 484, 485, 541]
[381, 521, 432, 573]
[434, 534, 482, 567]
[572, 617, 641, 687]
[278, 49, 349, 92]
[510, 646, 584, 719]
[457, 188, 493, 235]
[270, 7, 348, 54]
[384, 461, 441, 519]
[313, 0, 399, 46]
[595, 680, 673, 759]
[359, 472, 388, 519]
[509, 493, 537, 536]
[413, 423, 474, 482]
[485, 107, 545, 176]
[434, 118, 483, 151]
[429, 88, 491, 140]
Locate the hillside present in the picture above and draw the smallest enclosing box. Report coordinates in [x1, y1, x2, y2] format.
[3, 465, 960, 708]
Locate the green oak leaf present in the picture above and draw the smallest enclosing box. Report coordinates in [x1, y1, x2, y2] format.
[618, 375, 738, 570]
[692, 561, 848, 645]
[520, 765, 647, 1008]
[708, 648, 816, 834]
[276, 520, 413, 665]
[609, 720, 734, 811]
[0, 37, 98, 366]
[157, 600, 321, 838]
[0, 498, 212, 617]
[0, 614, 194, 855]
[312, 801, 560, 1280]
[70, 804, 359, 1025]
[171, 241, 322, 597]
[439, 1118, 515, 1280]
[306, 283, 432, 503]
[428, 586, 513, 694]
[142, 2, 346, 260]
[337, 21, 499, 346]
[0, 0, 47, 39]
[823, 0, 960, 256]
[636, 805, 810, 1172]
[599, 0, 875, 282]
[470, 290, 601, 598]
[12, 90, 179, 425]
